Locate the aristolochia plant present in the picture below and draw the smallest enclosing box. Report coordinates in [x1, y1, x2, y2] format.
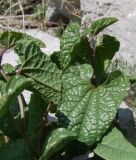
[0, 17, 135, 160]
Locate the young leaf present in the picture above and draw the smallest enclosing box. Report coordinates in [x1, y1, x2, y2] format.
[2, 64, 15, 75]
[94, 35, 120, 83]
[70, 37, 90, 64]
[94, 127, 136, 160]
[59, 22, 80, 69]
[0, 139, 30, 160]
[40, 128, 77, 160]
[82, 17, 118, 36]
[0, 75, 32, 117]
[0, 31, 45, 48]
[57, 64, 130, 146]
[16, 42, 62, 104]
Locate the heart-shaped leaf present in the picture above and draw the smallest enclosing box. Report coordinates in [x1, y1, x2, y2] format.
[57, 64, 130, 146]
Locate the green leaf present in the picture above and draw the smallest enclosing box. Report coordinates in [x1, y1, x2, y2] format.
[94, 35, 120, 83]
[50, 51, 61, 69]
[59, 22, 80, 69]
[0, 31, 45, 48]
[40, 128, 77, 160]
[0, 80, 6, 95]
[0, 75, 32, 117]
[27, 94, 47, 142]
[2, 63, 15, 75]
[70, 36, 90, 64]
[57, 64, 130, 146]
[0, 139, 30, 160]
[94, 127, 136, 160]
[0, 112, 20, 139]
[96, 35, 120, 61]
[0, 135, 5, 149]
[82, 17, 118, 36]
[16, 42, 62, 104]
[0, 100, 29, 139]
[0, 80, 21, 139]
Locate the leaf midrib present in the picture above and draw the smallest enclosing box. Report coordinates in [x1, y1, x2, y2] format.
[24, 73, 61, 92]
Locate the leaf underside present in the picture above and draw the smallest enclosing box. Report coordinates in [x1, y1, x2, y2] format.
[40, 128, 76, 160]
[0, 75, 32, 117]
[94, 127, 136, 160]
[27, 94, 47, 142]
[0, 139, 30, 160]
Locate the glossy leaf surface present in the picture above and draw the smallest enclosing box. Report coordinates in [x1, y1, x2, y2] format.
[15, 42, 62, 104]
[82, 17, 118, 36]
[59, 22, 80, 69]
[0, 31, 45, 48]
[57, 64, 129, 146]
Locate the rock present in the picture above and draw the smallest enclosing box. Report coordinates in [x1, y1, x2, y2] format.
[81, 0, 136, 65]
[46, 0, 80, 23]
[72, 152, 94, 160]
[24, 29, 60, 54]
[119, 102, 136, 145]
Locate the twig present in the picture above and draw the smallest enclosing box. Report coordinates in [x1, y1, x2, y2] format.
[18, 0, 25, 30]
[0, 67, 9, 80]
[4, 2, 19, 16]
[0, 19, 67, 29]
[0, 14, 40, 20]
[3, 135, 9, 143]
[0, 24, 14, 30]
[18, 95, 25, 119]
[17, 95, 25, 134]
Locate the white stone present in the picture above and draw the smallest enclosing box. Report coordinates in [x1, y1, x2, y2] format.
[81, 0, 136, 65]
[46, 0, 80, 22]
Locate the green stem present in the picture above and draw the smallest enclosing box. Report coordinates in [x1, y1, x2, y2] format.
[39, 102, 52, 152]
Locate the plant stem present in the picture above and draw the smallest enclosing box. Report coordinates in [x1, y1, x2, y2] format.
[18, 0, 25, 30]
[3, 135, 9, 143]
[41, 0, 46, 30]
[0, 67, 9, 80]
[18, 95, 25, 133]
[39, 102, 52, 152]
